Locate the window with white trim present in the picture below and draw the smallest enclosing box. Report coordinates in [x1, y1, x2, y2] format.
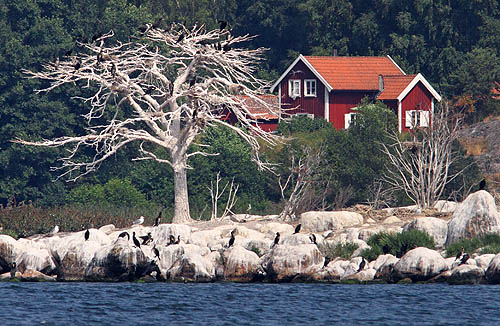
[288, 79, 301, 98]
[304, 79, 317, 97]
[405, 110, 430, 128]
[344, 112, 357, 129]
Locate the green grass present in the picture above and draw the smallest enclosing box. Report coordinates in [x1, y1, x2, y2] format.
[446, 234, 500, 257]
[318, 241, 359, 260]
[360, 230, 435, 261]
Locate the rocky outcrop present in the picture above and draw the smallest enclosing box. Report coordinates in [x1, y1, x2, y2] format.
[403, 217, 448, 247]
[485, 253, 500, 284]
[299, 211, 364, 232]
[223, 246, 262, 282]
[448, 265, 485, 284]
[16, 248, 56, 275]
[167, 250, 216, 282]
[391, 247, 448, 282]
[446, 191, 500, 246]
[261, 244, 323, 282]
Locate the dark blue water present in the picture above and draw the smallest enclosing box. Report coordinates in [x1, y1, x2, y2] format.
[0, 282, 498, 325]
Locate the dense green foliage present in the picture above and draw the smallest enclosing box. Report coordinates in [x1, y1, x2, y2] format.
[318, 241, 359, 260]
[446, 234, 500, 257]
[360, 230, 436, 261]
[0, 0, 492, 217]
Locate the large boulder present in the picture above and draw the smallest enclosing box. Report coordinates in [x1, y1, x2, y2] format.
[485, 253, 500, 284]
[314, 259, 348, 281]
[0, 235, 22, 273]
[403, 217, 448, 247]
[57, 240, 104, 281]
[167, 251, 216, 282]
[299, 211, 364, 232]
[448, 264, 485, 285]
[16, 248, 57, 275]
[84, 238, 153, 281]
[475, 254, 495, 269]
[261, 244, 323, 282]
[446, 190, 500, 246]
[223, 246, 263, 282]
[391, 247, 448, 282]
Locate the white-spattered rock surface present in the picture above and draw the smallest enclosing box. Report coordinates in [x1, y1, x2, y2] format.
[403, 217, 448, 247]
[446, 191, 500, 246]
[299, 211, 364, 232]
[392, 247, 448, 282]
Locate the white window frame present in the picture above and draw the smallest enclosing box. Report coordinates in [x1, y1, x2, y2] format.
[288, 79, 301, 99]
[304, 79, 317, 97]
[344, 112, 357, 129]
[405, 109, 431, 128]
[295, 113, 314, 119]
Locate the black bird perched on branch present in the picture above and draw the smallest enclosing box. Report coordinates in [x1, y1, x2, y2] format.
[294, 224, 301, 234]
[223, 42, 231, 52]
[228, 229, 236, 248]
[218, 20, 227, 31]
[118, 232, 130, 240]
[64, 49, 73, 57]
[84, 229, 90, 241]
[153, 245, 161, 260]
[271, 232, 280, 248]
[357, 257, 366, 272]
[91, 32, 103, 43]
[152, 17, 163, 29]
[133, 232, 141, 248]
[73, 58, 81, 70]
[176, 32, 185, 43]
[140, 232, 153, 245]
[111, 63, 117, 77]
[154, 211, 162, 227]
[479, 179, 486, 191]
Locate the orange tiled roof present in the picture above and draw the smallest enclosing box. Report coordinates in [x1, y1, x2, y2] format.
[377, 75, 417, 100]
[304, 56, 404, 90]
[238, 95, 279, 120]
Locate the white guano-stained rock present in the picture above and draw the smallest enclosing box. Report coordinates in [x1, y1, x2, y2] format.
[223, 246, 262, 282]
[446, 190, 500, 246]
[299, 211, 364, 233]
[448, 264, 485, 284]
[392, 247, 448, 282]
[262, 244, 323, 281]
[16, 248, 56, 275]
[403, 217, 448, 247]
[485, 253, 500, 284]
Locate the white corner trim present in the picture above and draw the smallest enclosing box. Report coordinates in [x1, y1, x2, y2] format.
[387, 55, 406, 75]
[324, 86, 329, 122]
[270, 54, 333, 93]
[397, 73, 442, 102]
[398, 101, 402, 133]
[278, 86, 282, 121]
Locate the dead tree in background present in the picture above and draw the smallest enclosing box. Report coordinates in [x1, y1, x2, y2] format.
[17, 23, 281, 223]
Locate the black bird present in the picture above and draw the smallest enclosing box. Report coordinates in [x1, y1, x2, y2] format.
[140, 232, 153, 245]
[64, 49, 73, 57]
[111, 63, 117, 77]
[271, 232, 280, 248]
[118, 231, 130, 240]
[455, 247, 465, 260]
[10, 262, 16, 279]
[74, 58, 81, 70]
[152, 17, 163, 29]
[382, 244, 390, 255]
[152, 245, 161, 260]
[228, 229, 236, 248]
[189, 77, 196, 87]
[138, 24, 149, 34]
[133, 232, 141, 248]
[309, 234, 317, 245]
[174, 235, 181, 244]
[294, 224, 301, 234]
[218, 20, 227, 31]
[91, 32, 103, 42]
[479, 179, 486, 190]
[223, 42, 231, 52]
[154, 211, 162, 227]
[176, 33, 185, 43]
[357, 257, 366, 272]
[459, 253, 470, 265]
[167, 234, 176, 246]
[323, 256, 331, 268]
[84, 229, 90, 241]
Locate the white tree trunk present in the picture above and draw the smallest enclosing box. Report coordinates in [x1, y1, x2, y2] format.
[172, 156, 192, 224]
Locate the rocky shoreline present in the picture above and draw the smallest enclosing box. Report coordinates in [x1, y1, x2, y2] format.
[2, 190, 500, 285]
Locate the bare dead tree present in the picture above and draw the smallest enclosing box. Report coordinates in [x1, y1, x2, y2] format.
[278, 146, 324, 221]
[15, 23, 281, 223]
[208, 172, 239, 220]
[381, 103, 464, 209]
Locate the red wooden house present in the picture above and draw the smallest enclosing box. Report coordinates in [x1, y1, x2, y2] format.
[269, 54, 442, 133]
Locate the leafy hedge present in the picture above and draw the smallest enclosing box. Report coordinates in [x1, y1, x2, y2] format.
[446, 234, 500, 257]
[361, 230, 435, 261]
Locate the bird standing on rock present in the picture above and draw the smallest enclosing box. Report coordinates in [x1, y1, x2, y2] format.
[294, 224, 301, 234]
[140, 232, 153, 245]
[166, 235, 176, 246]
[50, 225, 59, 235]
[455, 247, 464, 261]
[118, 232, 130, 240]
[153, 246, 161, 261]
[309, 234, 317, 245]
[132, 216, 144, 226]
[154, 211, 162, 227]
[228, 229, 236, 248]
[459, 253, 470, 265]
[133, 232, 141, 248]
[357, 257, 366, 272]
[271, 232, 280, 248]
[10, 262, 17, 279]
[85, 229, 90, 241]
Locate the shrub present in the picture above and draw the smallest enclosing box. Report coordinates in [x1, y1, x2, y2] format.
[318, 241, 359, 260]
[446, 234, 500, 257]
[361, 230, 435, 261]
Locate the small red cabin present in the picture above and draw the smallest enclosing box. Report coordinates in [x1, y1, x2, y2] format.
[270, 54, 442, 133]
